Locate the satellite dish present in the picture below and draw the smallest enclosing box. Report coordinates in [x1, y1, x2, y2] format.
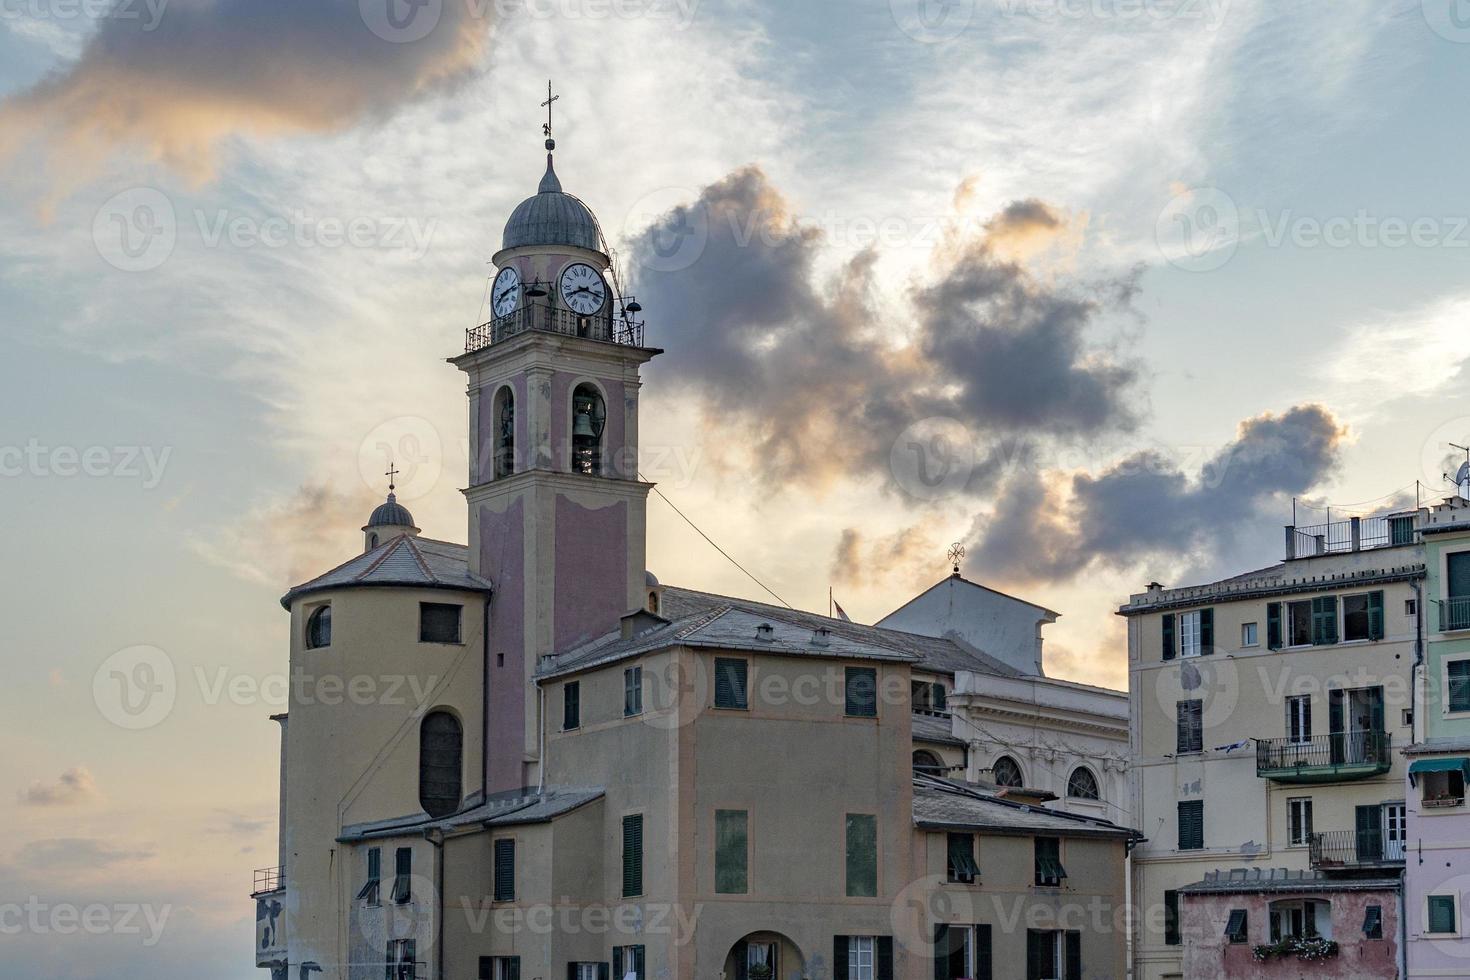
[1457, 460, 1470, 499]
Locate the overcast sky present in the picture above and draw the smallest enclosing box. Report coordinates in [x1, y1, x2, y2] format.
[4, 1, 1470, 976]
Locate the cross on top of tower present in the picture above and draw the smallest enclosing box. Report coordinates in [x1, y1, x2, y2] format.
[541, 80, 559, 149]
[947, 542, 966, 576]
[385, 462, 400, 493]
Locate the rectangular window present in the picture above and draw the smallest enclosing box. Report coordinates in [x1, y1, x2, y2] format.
[1428, 894, 1458, 935]
[493, 838, 515, 902]
[911, 680, 932, 710]
[714, 658, 749, 710]
[1163, 890, 1180, 945]
[1343, 592, 1383, 641]
[1363, 905, 1383, 940]
[845, 667, 878, 717]
[715, 809, 748, 894]
[622, 813, 644, 897]
[1178, 610, 1201, 658]
[947, 832, 979, 883]
[1162, 612, 1176, 660]
[1287, 798, 1313, 846]
[1033, 836, 1066, 886]
[392, 847, 412, 904]
[1178, 800, 1204, 850]
[1025, 929, 1076, 980]
[845, 813, 878, 897]
[356, 847, 381, 905]
[1241, 622, 1258, 647]
[1225, 909, 1248, 944]
[624, 666, 643, 717]
[387, 938, 417, 980]
[1176, 699, 1203, 754]
[419, 602, 463, 643]
[932, 682, 948, 712]
[571, 964, 601, 980]
[563, 680, 580, 730]
[1449, 661, 1470, 713]
[847, 936, 875, 980]
[1288, 600, 1314, 646]
[479, 957, 521, 980]
[613, 946, 645, 980]
[1286, 695, 1312, 743]
[1420, 769, 1466, 807]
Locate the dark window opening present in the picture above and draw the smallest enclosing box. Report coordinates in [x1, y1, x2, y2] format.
[913, 750, 945, 776]
[1066, 767, 1099, 800]
[1033, 837, 1066, 886]
[993, 755, 1023, 788]
[418, 711, 463, 818]
[306, 605, 332, 649]
[563, 681, 580, 730]
[571, 383, 606, 475]
[420, 603, 463, 644]
[1363, 905, 1383, 940]
[1225, 909, 1247, 944]
[845, 667, 877, 717]
[355, 847, 381, 905]
[947, 832, 979, 883]
[494, 387, 515, 479]
[392, 847, 412, 904]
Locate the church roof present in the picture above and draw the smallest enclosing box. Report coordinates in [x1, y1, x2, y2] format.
[911, 712, 965, 747]
[537, 585, 1025, 681]
[501, 155, 602, 252]
[279, 536, 493, 609]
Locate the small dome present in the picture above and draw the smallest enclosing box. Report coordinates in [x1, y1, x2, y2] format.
[502, 155, 602, 252]
[366, 492, 416, 529]
[645, 570, 660, 588]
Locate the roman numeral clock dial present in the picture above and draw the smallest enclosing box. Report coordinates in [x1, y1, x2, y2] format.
[559, 262, 606, 315]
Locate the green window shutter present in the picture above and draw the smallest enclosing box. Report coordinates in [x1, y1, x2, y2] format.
[845, 667, 878, 717]
[1367, 591, 1384, 639]
[732, 942, 748, 980]
[932, 683, 947, 711]
[1449, 661, 1470, 712]
[508, 958, 521, 980]
[1429, 896, 1457, 934]
[715, 810, 748, 894]
[598, 964, 610, 980]
[1064, 931, 1081, 980]
[1363, 906, 1382, 939]
[622, 814, 644, 897]
[1177, 700, 1202, 754]
[1164, 890, 1180, 945]
[833, 937, 849, 980]
[876, 937, 893, 980]
[1199, 608, 1214, 655]
[845, 814, 878, 897]
[714, 658, 749, 709]
[1025, 930, 1045, 980]
[392, 847, 412, 904]
[1266, 602, 1282, 649]
[933, 925, 949, 980]
[1178, 800, 1204, 850]
[479, 958, 493, 980]
[1161, 613, 1176, 661]
[493, 838, 515, 902]
[1312, 596, 1338, 645]
[1355, 805, 1383, 862]
[633, 947, 644, 980]
[946, 832, 978, 882]
[613, 949, 623, 980]
[974, 925, 992, 980]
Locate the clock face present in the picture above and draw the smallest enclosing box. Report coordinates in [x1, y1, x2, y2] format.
[491, 266, 521, 317]
[559, 263, 606, 315]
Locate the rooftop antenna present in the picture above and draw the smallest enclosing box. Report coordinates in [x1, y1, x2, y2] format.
[947, 542, 966, 577]
[1449, 443, 1470, 500]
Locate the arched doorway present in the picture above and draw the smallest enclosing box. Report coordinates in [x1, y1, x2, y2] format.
[723, 931, 805, 980]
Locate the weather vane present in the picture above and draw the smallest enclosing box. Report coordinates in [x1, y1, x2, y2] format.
[385, 462, 400, 493]
[541, 79, 559, 145]
[947, 542, 965, 576]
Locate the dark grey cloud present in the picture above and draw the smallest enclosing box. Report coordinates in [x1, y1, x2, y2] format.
[966, 404, 1348, 583]
[0, 0, 487, 187]
[630, 167, 1141, 491]
[16, 838, 154, 871]
[17, 767, 99, 806]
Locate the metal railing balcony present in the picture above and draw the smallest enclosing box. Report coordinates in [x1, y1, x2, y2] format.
[1438, 596, 1470, 632]
[465, 300, 645, 353]
[252, 866, 284, 895]
[1255, 731, 1392, 783]
[1284, 514, 1414, 559]
[1308, 829, 1406, 869]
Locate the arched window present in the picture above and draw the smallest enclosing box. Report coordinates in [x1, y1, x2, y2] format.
[913, 750, 945, 776]
[571, 383, 605, 475]
[306, 605, 331, 649]
[648, 591, 659, 614]
[494, 387, 515, 480]
[1067, 766, 1100, 800]
[419, 711, 463, 818]
[992, 755, 1023, 788]
[369, 533, 379, 549]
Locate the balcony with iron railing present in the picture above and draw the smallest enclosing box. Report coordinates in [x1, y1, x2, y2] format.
[465, 300, 645, 353]
[1308, 829, 1405, 870]
[1437, 596, 1470, 632]
[1284, 514, 1416, 560]
[252, 865, 284, 896]
[1255, 731, 1392, 783]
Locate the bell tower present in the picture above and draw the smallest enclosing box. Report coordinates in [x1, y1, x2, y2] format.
[452, 93, 659, 794]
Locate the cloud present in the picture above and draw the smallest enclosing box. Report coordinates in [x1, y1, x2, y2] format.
[207, 810, 269, 836]
[631, 167, 1141, 493]
[15, 838, 153, 871]
[967, 404, 1347, 584]
[18, 767, 100, 807]
[829, 525, 939, 592]
[0, 0, 489, 195]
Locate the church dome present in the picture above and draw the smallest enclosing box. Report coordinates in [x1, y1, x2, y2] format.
[367, 492, 416, 529]
[501, 154, 602, 252]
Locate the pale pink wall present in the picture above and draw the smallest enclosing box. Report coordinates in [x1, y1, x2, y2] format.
[480, 498, 526, 794]
[1181, 888, 1399, 980]
[553, 494, 627, 651]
